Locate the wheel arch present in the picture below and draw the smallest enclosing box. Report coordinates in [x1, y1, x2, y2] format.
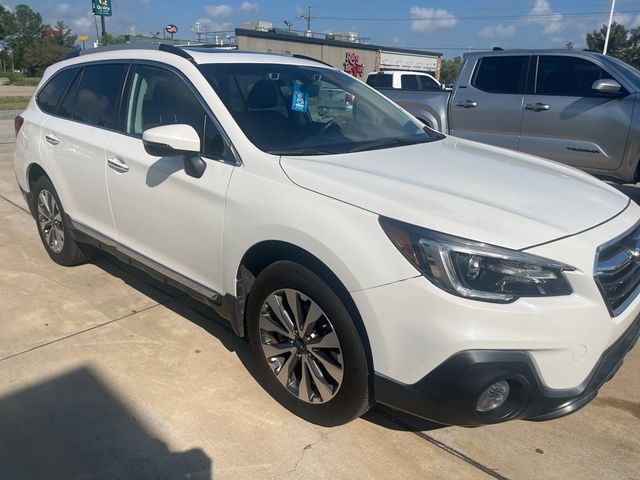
[233, 240, 375, 387]
[27, 162, 50, 190]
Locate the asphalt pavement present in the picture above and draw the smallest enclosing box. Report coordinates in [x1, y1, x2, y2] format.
[1, 126, 639, 479]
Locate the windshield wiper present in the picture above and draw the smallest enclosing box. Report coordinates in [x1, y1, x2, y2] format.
[348, 137, 427, 153]
[267, 147, 340, 156]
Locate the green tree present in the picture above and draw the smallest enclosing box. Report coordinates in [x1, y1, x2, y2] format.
[0, 5, 15, 41]
[440, 56, 462, 85]
[586, 22, 640, 69]
[98, 33, 128, 47]
[51, 20, 77, 49]
[23, 38, 68, 76]
[5, 4, 43, 70]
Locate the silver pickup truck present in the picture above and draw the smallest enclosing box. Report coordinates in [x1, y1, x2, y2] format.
[368, 49, 640, 183]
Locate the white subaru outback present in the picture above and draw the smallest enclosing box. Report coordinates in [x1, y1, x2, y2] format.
[14, 45, 640, 426]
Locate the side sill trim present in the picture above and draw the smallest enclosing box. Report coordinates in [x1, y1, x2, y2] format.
[69, 218, 222, 304]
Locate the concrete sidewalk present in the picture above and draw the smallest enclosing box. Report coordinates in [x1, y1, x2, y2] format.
[0, 141, 638, 479]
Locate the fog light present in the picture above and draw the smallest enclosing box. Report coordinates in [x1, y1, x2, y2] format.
[476, 380, 510, 412]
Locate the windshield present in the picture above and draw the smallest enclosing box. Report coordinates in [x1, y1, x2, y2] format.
[606, 56, 640, 91]
[198, 63, 444, 155]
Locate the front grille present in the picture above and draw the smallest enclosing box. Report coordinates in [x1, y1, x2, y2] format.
[595, 223, 640, 316]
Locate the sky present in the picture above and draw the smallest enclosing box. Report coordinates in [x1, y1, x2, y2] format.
[4, 0, 640, 57]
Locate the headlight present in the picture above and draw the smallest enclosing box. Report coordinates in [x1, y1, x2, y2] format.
[380, 217, 574, 303]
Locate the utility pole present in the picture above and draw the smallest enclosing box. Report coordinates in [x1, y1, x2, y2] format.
[603, 0, 616, 55]
[300, 6, 313, 37]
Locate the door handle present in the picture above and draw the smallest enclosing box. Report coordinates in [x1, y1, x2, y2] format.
[456, 100, 478, 108]
[107, 156, 129, 173]
[45, 135, 59, 146]
[524, 103, 551, 111]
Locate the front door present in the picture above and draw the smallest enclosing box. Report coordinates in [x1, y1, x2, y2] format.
[519, 55, 634, 171]
[106, 64, 236, 295]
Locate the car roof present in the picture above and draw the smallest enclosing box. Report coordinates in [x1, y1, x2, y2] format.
[463, 49, 607, 60]
[65, 43, 331, 69]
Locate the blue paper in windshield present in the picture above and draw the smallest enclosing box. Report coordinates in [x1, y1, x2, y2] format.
[291, 81, 309, 112]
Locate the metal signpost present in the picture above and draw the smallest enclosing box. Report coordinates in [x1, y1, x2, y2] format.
[166, 24, 178, 41]
[91, 0, 112, 38]
[77, 34, 89, 50]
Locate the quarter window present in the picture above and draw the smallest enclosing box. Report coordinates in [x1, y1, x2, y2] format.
[36, 68, 79, 114]
[472, 56, 528, 94]
[535, 56, 616, 97]
[74, 64, 127, 128]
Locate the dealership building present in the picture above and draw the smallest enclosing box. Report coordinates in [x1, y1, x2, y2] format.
[233, 27, 443, 80]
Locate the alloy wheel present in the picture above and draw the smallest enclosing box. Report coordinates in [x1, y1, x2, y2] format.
[37, 189, 64, 254]
[259, 288, 344, 404]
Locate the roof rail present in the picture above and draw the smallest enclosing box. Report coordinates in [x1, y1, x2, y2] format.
[64, 43, 195, 63]
[291, 53, 333, 68]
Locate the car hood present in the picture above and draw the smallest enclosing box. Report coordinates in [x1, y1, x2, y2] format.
[279, 136, 630, 250]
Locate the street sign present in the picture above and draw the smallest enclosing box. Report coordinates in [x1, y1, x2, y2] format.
[77, 34, 89, 41]
[92, 0, 112, 17]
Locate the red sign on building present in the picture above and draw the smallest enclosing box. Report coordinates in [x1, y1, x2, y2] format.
[344, 52, 364, 78]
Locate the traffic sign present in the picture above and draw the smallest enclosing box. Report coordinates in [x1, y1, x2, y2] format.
[92, 0, 112, 17]
[77, 34, 89, 41]
[166, 24, 178, 34]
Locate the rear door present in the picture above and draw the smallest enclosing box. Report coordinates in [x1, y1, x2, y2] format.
[39, 63, 128, 240]
[449, 55, 529, 150]
[519, 54, 634, 171]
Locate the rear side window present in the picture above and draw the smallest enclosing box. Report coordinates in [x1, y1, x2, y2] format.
[401, 75, 419, 90]
[58, 70, 82, 119]
[366, 73, 392, 88]
[536, 56, 616, 97]
[74, 63, 128, 129]
[36, 68, 79, 114]
[472, 56, 528, 94]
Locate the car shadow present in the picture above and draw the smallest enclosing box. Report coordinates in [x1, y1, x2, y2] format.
[91, 252, 449, 434]
[0, 366, 211, 480]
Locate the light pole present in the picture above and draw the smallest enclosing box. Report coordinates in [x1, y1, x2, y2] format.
[603, 0, 617, 55]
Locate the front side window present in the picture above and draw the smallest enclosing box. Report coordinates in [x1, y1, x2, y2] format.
[125, 64, 233, 161]
[535, 56, 616, 97]
[420, 76, 440, 91]
[36, 68, 79, 114]
[199, 63, 442, 155]
[472, 56, 528, 94]
[74, 63, 127, 128]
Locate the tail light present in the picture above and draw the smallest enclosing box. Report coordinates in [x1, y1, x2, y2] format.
[14, 115, 24, 137]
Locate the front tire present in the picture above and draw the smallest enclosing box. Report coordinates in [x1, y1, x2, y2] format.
[247, 261, 371, 426]
[32, 176, 95, 266]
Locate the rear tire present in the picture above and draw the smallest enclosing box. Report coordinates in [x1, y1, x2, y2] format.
[32, 176, 95, 266]
[247, 261, 371, 426]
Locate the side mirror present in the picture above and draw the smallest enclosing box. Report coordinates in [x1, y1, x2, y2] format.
[592, 79, 622, 95]
[143, 124, 206, 178]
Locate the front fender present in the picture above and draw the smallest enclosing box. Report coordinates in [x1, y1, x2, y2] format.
[221, 167, 418, 297]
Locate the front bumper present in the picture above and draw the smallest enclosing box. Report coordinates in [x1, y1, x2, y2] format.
[374, 312, 640, 426]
